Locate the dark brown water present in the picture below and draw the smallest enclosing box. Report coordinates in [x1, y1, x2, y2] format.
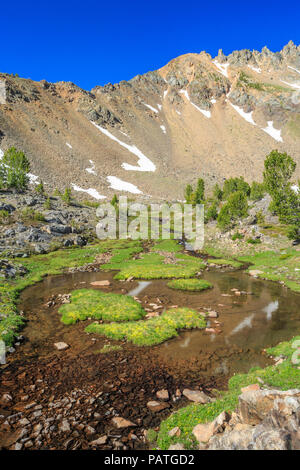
[19, 268, 300, 379]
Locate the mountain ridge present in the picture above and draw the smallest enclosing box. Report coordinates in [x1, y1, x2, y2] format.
[0, 41, 299, 200]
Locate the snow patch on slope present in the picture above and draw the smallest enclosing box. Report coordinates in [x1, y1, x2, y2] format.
[91, 121, 156, 172]
[142, 102, 158, 113]
[248, 65, 261, 74]
[281, 80, 300, 90]
[160, 125, 166, 134]
[86, 160, 97, 175]
[262, 121, 283, 142]
[213, 60, 229, 77]
[66, 142, 72, 149]
[163, 90, 168, 99]
[228, 102, 256, 125]
[179, 90, 211, 118]
[288, 66, 300, 75]
[28, 173, 40, 185]
[107, 176, 142, 194]
[71, 184, 106, 200]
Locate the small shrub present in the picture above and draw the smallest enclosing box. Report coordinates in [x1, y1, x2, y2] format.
[205, 201, 218, 222]
[246, 237, 262, 245]
[195, 178, 205, 204]
[0, 147, 30, 192]
[184, 184, 194, 204]
[231, 232, 244, 241]
[287, 225, 300, 241]
[83, 200, 100, 208]
[250, 182, 265, 201]
[217, 204, 232, 230]
[213, 183, 223, 201]
[43, 197, 51, 210]
[20, 207, 45, 222]
[256, 210, 265, 225]
[35, 181, 45, 196]
[223, 177, 250, 200]
[111, 194, 118, 207]
[61, 188, 72, 205]
[0, 209, 10, 224]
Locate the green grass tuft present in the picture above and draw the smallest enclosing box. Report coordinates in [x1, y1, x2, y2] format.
[85, 308, 206, 346]
[167, 278, 213, 291]
[59, 289, 146, 325]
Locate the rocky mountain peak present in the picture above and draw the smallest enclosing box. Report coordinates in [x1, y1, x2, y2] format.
[0, 42, 299, 200]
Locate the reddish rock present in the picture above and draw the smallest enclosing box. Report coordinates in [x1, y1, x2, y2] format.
[182, 389, 211, 403]
[147, 400, 169, 412]
[111, 417, 136, 428]
[156, 389, 169, 401]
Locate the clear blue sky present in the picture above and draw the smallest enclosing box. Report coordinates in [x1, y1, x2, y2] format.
[2, 0, 299, 90]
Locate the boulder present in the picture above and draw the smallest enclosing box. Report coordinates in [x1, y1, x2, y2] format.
[241, 384, 260, 394]
[208, 426, 255, 450]
[90, 435, 108, 446]
[111, 417, 136, 428]
[193, 423, 214, 443]
[193, 411, 229, 444]
[147, 400, 169, 412]
[182, 389, 211, 403]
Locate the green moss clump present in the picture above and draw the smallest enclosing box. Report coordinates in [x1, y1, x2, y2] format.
[167, 279, 213, 291]
[85, 308, 206, 346]
[59, 289, 146, 325]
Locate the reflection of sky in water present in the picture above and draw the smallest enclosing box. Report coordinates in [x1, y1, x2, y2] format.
[180, 336, 191, 348]
[263, 300, 279, 320]
[127, 281, 152, 297]
[214, 360, 229, 375]
[230, 314, 255, 335]
[229, 300, 279, 336]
